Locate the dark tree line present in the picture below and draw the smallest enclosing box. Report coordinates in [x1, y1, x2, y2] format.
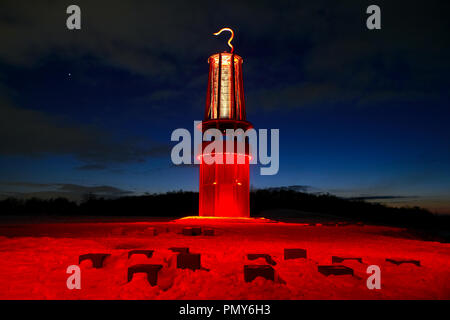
[250, 189, 442, 226]
[0, 191, 198, 218]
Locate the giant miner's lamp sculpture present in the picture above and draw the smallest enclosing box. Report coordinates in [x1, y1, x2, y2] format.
[198, 28, 252, 218]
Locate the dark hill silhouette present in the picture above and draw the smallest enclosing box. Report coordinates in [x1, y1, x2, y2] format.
[0, 189, 448, 241]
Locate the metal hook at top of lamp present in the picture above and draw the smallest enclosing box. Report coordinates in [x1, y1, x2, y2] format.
[213, 27, 234, 53]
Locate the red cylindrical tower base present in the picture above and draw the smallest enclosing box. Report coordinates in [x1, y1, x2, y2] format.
[199, 153, 250, 217]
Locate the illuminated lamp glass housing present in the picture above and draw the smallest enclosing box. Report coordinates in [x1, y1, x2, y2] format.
[205, 53, 245, 120]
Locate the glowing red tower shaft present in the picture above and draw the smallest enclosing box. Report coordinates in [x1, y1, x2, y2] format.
[199, 34, 252, 217]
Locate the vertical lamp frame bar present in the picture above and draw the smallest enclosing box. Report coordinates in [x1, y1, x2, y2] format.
[238, 59, 245, 120]
[217, 53, 222, 119]
[231, 53, 236, 120]
[205, 56, 213, 119]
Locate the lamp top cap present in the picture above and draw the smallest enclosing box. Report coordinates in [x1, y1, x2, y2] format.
[208, 53, 243, 64]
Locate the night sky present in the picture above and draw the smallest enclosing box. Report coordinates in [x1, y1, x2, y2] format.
[0, 1, 449, 213]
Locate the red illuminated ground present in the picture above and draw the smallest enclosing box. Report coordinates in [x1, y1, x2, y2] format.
[0, 217, 449, 299]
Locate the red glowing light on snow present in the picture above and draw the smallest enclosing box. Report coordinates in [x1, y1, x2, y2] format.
[176, 216, 270, 222]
